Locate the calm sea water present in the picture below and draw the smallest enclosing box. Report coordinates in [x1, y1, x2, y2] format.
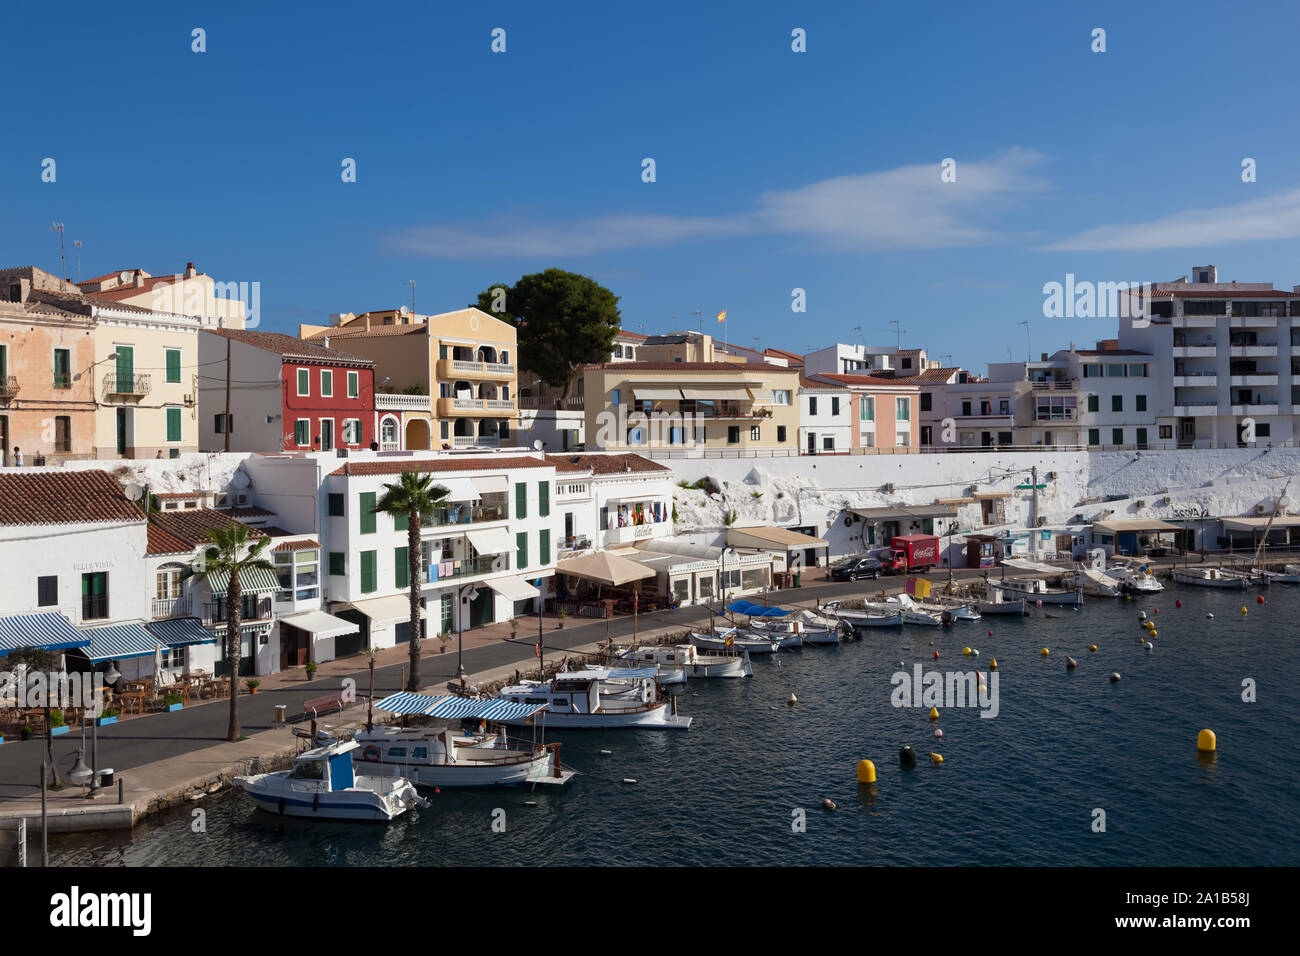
[50, 585, 1298, 866]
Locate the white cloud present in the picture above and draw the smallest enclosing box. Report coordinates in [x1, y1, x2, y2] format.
[385, 149, 1047, 260]
[1042, 189, 1300, 251]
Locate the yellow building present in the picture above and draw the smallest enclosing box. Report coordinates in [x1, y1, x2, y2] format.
[300, 307, 517, 450]
[582, 361, 802, 451]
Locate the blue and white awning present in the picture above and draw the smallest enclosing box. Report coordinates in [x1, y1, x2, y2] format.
[76, 622, 164, 662]
[373, 693, 548, 722]
[0, 613, 89, 655]
[145, 617, 216, 647]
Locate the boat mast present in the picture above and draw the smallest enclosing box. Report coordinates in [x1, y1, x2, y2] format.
[1252, 477, 1291, 571]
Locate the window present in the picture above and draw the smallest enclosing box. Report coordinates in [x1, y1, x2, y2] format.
[728, 426, 740, 444]
[394, 546, 409, 589]
[1088, 428, 1100, 446]
[1087, 395, 1099, 413]
[997, 431, 1012, 445]
[961, 400, 972, 416]
[329, 552, 345, 575]
[440, 421, 450, 440]
[320, 370, 333, 397]
[53, 348, 71, 388]
[1112, 428, 1124, 445]
[297, 368, 309, 396]
[294, 419, 310, 446]
[500, 421, 510, 439]
[822, 436, 834, 450]
[901, 357, 912, 369]
[1159, 425, 1172, 440]
[831, 397, 840, 416]
[1083, 364, 1101, 378]
[896, 430, 909, 447]
[515, 483, 527, 518]
[165, 348, 181, 384]
[895, 397, 910, 421]
[1256, 423, 1272, 438]
[54, 416, 71, 452]
[539, 529, 551, 565]
[359, 492, 377, 533]
[360, 551, 377, 593]
[166, 407, 182, 443]
[809, 396, 818, 415]
[1136, 428, 1148, 448]
[328, 493, 344, 517]
[516, 532, 528, 570]
[1136, 394, 1147, 412]
[81, 571, 108, 620]
[1111, 395, 1123, 412]
[214, 413, 234, 434]
[381, 417, 398, 445]
[611, 389, 620, 406]
[751, 426, 761, 440]
[776, 425, 786, 442]
[920, 392, 932, 412]
[343, 419, 362, 445]
[38, 575, 58, 607]
[500, 349, 509, 365]
[771, 389, 791, 405]
[539, 481, 550, 517]
[860, 397, 874, 421]
[347, 371, 359, 398]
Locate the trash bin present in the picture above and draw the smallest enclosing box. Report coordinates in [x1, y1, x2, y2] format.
[96, 768, 114, 787]
[274, 704, 287, 728]
[793, 573, 801, 587]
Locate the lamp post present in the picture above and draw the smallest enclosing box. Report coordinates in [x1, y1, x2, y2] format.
[456, 583, 478, 681]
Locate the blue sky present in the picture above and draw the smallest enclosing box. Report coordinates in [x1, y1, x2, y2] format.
[4, 0, 1299, 369]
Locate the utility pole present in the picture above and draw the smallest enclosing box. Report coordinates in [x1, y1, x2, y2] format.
[223, 338, 231, 452]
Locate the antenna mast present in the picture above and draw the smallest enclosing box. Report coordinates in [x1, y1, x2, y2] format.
[50, 222, 67, 280]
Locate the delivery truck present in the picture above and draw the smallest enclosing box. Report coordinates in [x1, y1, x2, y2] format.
[880, 534, 940, 574]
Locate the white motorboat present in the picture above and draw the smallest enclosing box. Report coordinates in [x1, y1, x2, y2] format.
[693, 629, 782, 655]
[495, 668, 692, 730]
[934, 599, 982, 622]
[357, 693, 574, 787]
[870, 596, 943, 627]
[823, 602, 903, 631]
[619, 642, 752, 678]
[996, 577, 1085, 605]
[1172, 567, 1250, 589]
[1067, 568, 1123, 598]
[1258, 565, 1300, 583]
[235, 740, 428, 822]
[1104, 559, 1165, 594]
[975, 587, 1028, 616]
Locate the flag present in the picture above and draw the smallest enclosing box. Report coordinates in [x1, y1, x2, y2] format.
[716, 310, 726, 322]
[725, 633, 734, 647]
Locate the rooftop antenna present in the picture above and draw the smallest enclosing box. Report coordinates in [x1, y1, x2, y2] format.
[1017, 320, 1031, 362]
[691, 310, 702, 334]
[50, 222, 67, 280]
[888, 319, 905, 350]
[408, 280, 416, 316]
[753, 336, 761, 352]
[73, 240, 82, 281]
[852, 325, 864, 345]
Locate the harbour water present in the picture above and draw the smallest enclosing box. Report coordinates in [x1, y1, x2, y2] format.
[49, 585, 1298, 866]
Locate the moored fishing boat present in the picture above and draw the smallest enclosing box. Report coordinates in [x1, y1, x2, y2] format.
[1067, 567, 1123, 598]
[974, 586, 1028, 616]
[996, 577, 1085, 605]
[1104, 559, 1165, 594]
[235, 740, 428, 821]
[1171, 567, 1250, 589]
[495, 668, 692, 729]
[693, 629, 782, 654]
[619, 642, 752, 678]
[822, 601, 904, 631]
[867, 596, 943, 627]
[355, 693, 574, 787]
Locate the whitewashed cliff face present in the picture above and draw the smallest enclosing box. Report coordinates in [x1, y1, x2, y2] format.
[668, 448, 1300, 543]
[61, 452, 251, 498]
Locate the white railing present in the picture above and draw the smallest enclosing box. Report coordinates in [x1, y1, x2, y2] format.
[375, 393, 432, 411]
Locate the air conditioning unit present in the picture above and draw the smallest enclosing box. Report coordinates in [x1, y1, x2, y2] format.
[1255, 503, 1269, 515]
[183, 394, 195, 407]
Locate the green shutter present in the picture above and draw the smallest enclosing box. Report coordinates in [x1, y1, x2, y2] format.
[539, 481, 550, 517]
[539, 529, 550, 566]
[515, 483, 527, 518]
[166, 349, 181, 383]
[348, 372, 359, 398]
[53, 349, 70, 388]
[359, 493, 377, 534]
[1087, 394, 1099, 413]
[321, 370, 332, 397]
[328, 493, 344, 517]
[328, 552, 345, 575]
[395, 511, 405, 531]
[360, 551, 377, 593]
[166, 407, 182, 442]
[295, 420, 309, 445]
[115, 346, 133, 392]
[516, 532, 527, 570]
[1088, 429, 1100, 446]
[297, 368, 309, 394]
[395, 546, 409, 589]
[1136, 394, 1147, 412]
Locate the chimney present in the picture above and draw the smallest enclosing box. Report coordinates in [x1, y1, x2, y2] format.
[185, 262, 197, 278]
[1040, 352, 1047, 361]
[323, 336, 330, 349]
[132, 269, 144, 288]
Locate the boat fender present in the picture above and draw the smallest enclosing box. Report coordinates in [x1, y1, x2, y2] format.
[1066, 656, 1078, 669]
[822, 798, 837, 811]
[899, 746, 917, 768]
[361, 745, 380, 762]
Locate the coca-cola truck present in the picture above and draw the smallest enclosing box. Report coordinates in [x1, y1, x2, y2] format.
[880, 534, 940, 573]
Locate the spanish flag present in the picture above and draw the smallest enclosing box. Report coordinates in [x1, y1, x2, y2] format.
[716, 310, 727, 322]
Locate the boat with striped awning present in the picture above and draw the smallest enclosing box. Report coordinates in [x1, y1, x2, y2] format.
[354, 692, 573, 787]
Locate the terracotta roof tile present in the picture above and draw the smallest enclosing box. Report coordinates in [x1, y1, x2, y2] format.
[147, 523, 193, 555]
[808, 373, 921, 388]
[0, 471, 144, 526]
[205, 328, 376, 365]
[271, 538, 321, 552]
[330, 456, 550, 477]
[544, 453, 670, 475]
[149, 509, 269, 547]
[583, 361, 799, 373]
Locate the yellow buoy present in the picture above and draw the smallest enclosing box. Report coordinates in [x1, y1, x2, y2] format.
[1089, 644, 1098, 652]
[1197, 729, 1216, 753]
[1040, 648, 1050, 656]
[1148, 630, 1157, 638]
[857, 759, 877, 783]
[929, 752, 944, 764]
[963, 647, 972, 656]
[928, 706, 940, 721]
[1241, 606, 1248, 615]
[989, 658, 998, 671]
[1139, 636, 1146, 644]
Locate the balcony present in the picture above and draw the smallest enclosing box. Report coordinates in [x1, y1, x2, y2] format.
[82, 594, 109, 621]
[606, 523, 664, 545]
[1231, 315, 1278, 328]
[1172, 374, 1217, 387]
[1172, 345, 1216, 358]
[1173, 403, 1217, 417]
[1029, 381, 1077, 390]
[1032, 407, 1078, 422]
[419, 500, 508, 529]
[451, 434, 500, 449]
[519, 395, 584, 410]
[1230, 403, 1279, 415]
[1230, 344, 1277, 357]
[204, 596, 273, 627]
[437, 397, 516, 417]
[1230, 375, 1278, 387]
[437, 358, 515, 381]
[102, 372, 151, 399]
[151, 596, 189, 619]
[423, 554, 500, 585]
[375, 393, 432, 412]
[1172, 315, 1218, 328]
[559, 534, 593, 554]
[0, 375, 18, 401]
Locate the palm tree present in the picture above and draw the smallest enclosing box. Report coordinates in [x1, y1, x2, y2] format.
[190, 524, 275, 741]
[373, 471, 450, 691]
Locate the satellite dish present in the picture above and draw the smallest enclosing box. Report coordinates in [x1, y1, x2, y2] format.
[399, 305, 410, 316]
[533, 440, 543, 451]
[124, 482, 144, 501]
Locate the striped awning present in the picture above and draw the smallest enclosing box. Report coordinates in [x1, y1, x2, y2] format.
[0, 613, 89, 655]
[373, 693, 547, 722]
[76, 622, 163, 663]
[145, 617, 216, 647]
[205, 566, 281, 594]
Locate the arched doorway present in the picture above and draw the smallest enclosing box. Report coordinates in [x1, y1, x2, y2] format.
[405, 418, 431, 450]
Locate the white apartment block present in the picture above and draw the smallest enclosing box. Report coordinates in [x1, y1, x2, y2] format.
[799, 380, 853, 454]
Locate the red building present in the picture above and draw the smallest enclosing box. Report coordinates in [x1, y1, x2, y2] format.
[199, 329, 377, 453]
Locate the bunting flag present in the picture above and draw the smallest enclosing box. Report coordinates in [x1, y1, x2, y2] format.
[716, 310, 727, 322]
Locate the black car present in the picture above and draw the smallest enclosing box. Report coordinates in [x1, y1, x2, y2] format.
[829, 556, 882, 581]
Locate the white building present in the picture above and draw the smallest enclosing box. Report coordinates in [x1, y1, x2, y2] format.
[798, 378, 853, 454]
[546, 453, 674, 554]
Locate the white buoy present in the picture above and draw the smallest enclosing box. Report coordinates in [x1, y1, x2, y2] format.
[1138, 611, 1147, 621]
[972, 649, 980, 657]
[622, 778, 637, 785]
[1206, 613, 1214, 619]
[599, 750, 612, 756]
[1145, 642, 1154, 651]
